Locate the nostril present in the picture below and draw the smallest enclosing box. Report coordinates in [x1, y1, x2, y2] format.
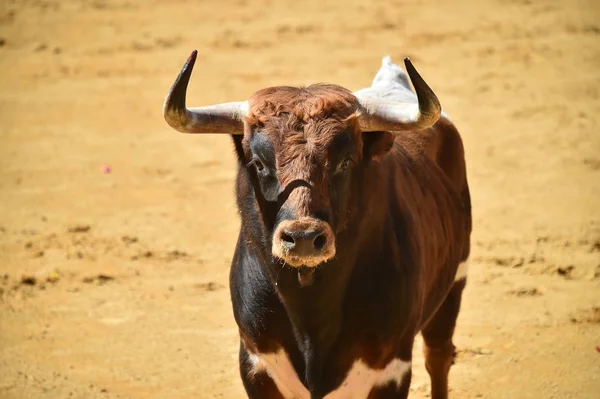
[281, 231, 295, 249]
[313, 234, 326, 251]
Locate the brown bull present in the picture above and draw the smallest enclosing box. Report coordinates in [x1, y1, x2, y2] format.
[163, 50, 472, 399]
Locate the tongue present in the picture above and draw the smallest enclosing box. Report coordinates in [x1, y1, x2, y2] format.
[298, 269, 315, 287]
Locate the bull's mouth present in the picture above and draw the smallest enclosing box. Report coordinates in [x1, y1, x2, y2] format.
[272, 264, 319, 287]
[273, 255, 333, 287]
[277, 254, 333, 268]
[297, 267, 316, 287]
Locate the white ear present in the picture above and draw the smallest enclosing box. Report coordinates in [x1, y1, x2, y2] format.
[355, 58, 441, 132]
[370, 55, 411, 90]
[353, 56, 416, 105]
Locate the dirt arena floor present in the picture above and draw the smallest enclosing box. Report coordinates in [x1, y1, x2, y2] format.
[1, 0, 599, 397]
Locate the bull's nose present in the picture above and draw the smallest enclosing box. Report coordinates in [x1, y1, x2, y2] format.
[279, 228, 327, 255]
[272, 217, 336, 267]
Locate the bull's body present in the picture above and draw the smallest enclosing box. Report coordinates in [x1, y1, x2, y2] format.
[164, 53, 472, 399]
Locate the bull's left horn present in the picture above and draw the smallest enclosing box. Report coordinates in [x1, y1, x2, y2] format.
[163, 50, 247, 134]
[356, 57, 441, 132]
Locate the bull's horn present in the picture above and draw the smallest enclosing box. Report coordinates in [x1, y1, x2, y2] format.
[356, 58, 441, 132]
[163, 50, 247, 134]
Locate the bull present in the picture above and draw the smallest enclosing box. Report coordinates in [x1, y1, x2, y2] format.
[163, 50, 472, 399]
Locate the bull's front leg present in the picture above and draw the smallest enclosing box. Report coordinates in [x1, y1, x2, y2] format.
[238, 342, 285, 399]
[369, 369, 412, 398]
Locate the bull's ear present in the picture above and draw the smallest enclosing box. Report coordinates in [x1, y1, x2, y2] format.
[362, 131, 394, 161]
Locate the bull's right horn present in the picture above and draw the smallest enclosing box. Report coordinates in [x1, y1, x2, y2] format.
[163, 50, 247, 134]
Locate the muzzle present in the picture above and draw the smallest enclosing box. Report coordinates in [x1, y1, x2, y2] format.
[271, 217, 336, 267]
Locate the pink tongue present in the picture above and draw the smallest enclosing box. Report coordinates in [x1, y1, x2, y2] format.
[298, 269, 315, 287]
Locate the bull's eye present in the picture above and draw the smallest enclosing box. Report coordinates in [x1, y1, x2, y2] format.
[254, 160, 265, 172]
[337, 158, 352, 173]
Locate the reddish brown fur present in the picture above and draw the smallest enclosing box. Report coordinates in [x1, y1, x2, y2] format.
[230, 82, 471, 399]
[243, 84, 363, 222]
[245, 84, 361, 129]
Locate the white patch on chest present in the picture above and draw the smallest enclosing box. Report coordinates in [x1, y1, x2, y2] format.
[454, 260, 469, 281]
[248, 349, 411, 399]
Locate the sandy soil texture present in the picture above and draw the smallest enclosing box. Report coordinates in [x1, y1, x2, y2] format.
[1, 0, 599, 398]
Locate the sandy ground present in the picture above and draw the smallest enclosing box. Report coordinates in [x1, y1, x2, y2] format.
[1, 0, 599, 398]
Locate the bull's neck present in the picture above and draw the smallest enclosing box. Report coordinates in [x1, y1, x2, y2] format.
[271, 252, 353, 332]
[265, 197, 388, 390]
[269, 253, 353, 390]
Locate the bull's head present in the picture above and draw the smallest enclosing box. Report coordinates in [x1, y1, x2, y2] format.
[163, 50, 440, 272]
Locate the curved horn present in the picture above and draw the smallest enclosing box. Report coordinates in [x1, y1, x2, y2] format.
[163, 50, 247, 134]
[357, 57, 442, 132]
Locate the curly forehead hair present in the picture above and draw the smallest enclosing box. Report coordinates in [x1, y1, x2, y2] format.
[244, 84, 361, 129]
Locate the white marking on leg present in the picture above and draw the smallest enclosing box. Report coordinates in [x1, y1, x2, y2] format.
[248, 349, 310, 399]
[246, 352, 262, 378]
[249, 350, 411, 398]
[454, 260, 469, 281]
[324, 358, 411, 398]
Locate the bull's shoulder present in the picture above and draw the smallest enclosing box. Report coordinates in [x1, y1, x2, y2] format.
[230, 234, 300, 353]
[230, 235, 278, 333]
[387, 118, 472, 261]
[393, 117, 467, 195]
